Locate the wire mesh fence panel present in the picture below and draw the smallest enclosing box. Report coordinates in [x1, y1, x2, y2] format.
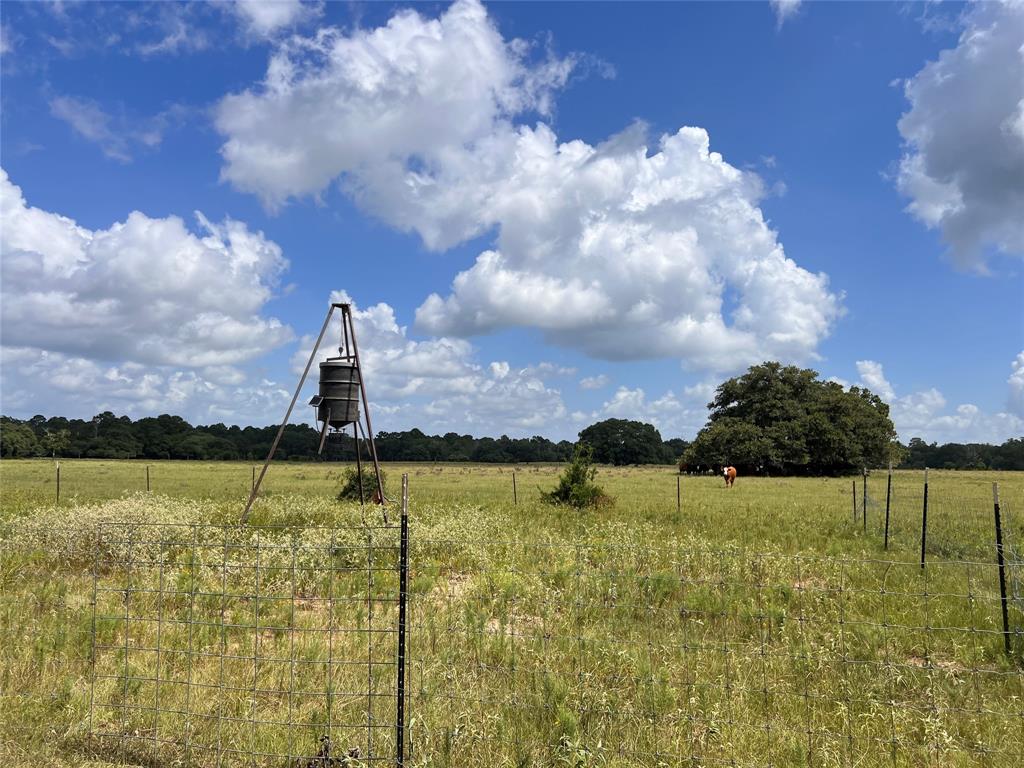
[856, 474, 1024, 566]
[88, 521, 403, 767]
[405, 537, 1024, 767]
[70, 484, 1024, 767]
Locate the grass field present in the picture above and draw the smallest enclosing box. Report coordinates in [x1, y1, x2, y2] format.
[1, 459, 1022, 766]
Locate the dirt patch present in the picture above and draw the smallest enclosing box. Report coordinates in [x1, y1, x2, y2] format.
[295, 597, 328, 613]
[484, 613, 543, 636]
[906, 655, 967, 673]
[431, 572, 472, 602]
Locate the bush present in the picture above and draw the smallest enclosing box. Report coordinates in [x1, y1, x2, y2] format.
[337, 465, 388, 502]
[542, 443, 611, 508]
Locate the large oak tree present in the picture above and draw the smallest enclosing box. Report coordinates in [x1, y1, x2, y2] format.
[683, 362, 898, 475]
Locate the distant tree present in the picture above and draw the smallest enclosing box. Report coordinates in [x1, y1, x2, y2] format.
[134, 416, 178, 458]
[41, 428, 71, 458]
[683, 418, 771, 473]
[993, 438, 1024, 470]
[663, 438, 690, 465]
[684, 362, 896, 475]
[0, 418, 42, 457]
[579, 418, 667, 465]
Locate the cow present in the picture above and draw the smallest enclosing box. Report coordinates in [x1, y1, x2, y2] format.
[722, 466, 737, 488]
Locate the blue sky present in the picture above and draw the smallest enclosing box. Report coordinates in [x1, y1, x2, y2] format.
[1, 0, 1022, 443]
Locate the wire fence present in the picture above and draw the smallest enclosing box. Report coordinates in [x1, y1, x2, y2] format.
[73, 485, 1024, 767]
[404, 538, 1023, 766]
[88, 520, 404, 766]
[852, 471, 1022, 561]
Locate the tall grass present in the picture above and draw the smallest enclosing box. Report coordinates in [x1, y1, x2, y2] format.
[0, 462, 1021, 766]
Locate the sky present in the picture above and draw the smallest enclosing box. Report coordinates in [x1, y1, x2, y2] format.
[1, 0, 1022, 444]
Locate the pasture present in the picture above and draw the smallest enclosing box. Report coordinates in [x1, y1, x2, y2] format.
[1, 459, 1022, 767]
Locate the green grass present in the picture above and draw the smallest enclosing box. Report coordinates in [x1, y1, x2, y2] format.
[1, 460, 1022, 766]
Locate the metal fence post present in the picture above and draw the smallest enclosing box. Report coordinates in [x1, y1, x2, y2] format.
[396, 474, 409, 766]
[512, 472, 517, 506]
[56, 462, 60, 504]
[146, 465, 150, 493]
[676, 474, 681, 515]
[920, 468, 929, 570]
[993, 482, 1011, 655]
[884, 463, 892, 550]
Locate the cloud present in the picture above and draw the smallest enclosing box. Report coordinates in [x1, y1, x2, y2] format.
[49, 95, 132, 162]
[233, 0, 320, 37]
[216, 0, 841, 373]
[0, 23, 13, 56]
[1009, 351, 1024, 417]
[412, 123, 841, 370]
[49, 94, 192, 162]
[0, 168, 293, 369]
[13, 2, 306, 64]
[579, 374, 609, 390]
[854, 360, 895, 401]
[770, 0, 802, 29]
[288, 292, 571, 436]
[594, 385, 711, 439]
[216, 0, 576, 215]
[0, 347, 291, 425]
[854, 359, 1024, 444]
[896, 1, 1024, 267]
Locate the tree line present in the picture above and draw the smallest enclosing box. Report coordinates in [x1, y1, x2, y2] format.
[0, 410, 692, 465]
[0, 412, 580, 463]
[2, 363, 1021, 472]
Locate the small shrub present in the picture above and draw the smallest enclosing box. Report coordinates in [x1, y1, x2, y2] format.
[542, 443, 611, 509]
[336, 465, 388, 502]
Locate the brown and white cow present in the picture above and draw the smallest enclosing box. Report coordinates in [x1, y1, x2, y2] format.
[722, 466, 737, 488]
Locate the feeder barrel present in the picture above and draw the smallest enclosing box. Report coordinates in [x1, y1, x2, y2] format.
[312, 360, 361, 428]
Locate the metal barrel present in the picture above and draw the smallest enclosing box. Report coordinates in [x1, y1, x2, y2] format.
[316, 360, 361, 427]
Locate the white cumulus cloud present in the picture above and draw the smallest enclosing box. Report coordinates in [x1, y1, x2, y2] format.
[215, 0, 841, 373]
[854, 360, 895, 401]
[594, 385, 710, 439]
[412, 123, 841, 370]
[0, 347, 291, 424]
[215, 0, 574, 217]
[0, 168, 293, 369]
[288, 292, 571, 436]
[854, 359, 1023, 444]
[897, 1, 1024, 267]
